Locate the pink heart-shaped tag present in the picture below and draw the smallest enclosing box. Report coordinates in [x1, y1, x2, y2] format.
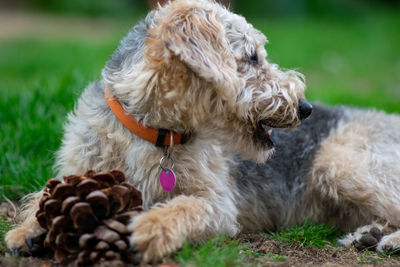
[160, 169, 176, 191]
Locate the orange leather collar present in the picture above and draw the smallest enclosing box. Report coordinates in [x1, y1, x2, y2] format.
[105, 87, 190, 147]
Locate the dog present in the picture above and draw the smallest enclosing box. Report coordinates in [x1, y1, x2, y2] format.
[5, 0, 400, 263]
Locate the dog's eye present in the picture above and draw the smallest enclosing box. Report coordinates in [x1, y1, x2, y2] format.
[249, 53, 258, 65]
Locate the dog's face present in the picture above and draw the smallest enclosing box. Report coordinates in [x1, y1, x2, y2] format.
[103, 0, 309, 163]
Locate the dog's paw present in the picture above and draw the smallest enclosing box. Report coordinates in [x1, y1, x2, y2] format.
[352, 227, 383, 251]
[339, 223, 385, 251]
[127, 210, 185, 263]
[339, 223, 400, 253]
[377, 230, 400, 254]
[5, 218, 46, 255]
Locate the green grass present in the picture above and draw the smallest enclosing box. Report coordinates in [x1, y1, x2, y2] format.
[357, 249, 397, 265]
[173, 236, 290, 267]
[172, 221, 340, 266]
[174, 237, 250, 267]
[268, 220, 341, 248]
[0, 217, 13, 253]
[0, 39, 118, 199]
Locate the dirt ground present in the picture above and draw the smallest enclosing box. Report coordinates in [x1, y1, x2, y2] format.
[1, 236, 400, 266]
[240, 234, 400, 267]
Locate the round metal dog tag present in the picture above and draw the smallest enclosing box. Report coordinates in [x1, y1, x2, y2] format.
[160, 168, 176, 191]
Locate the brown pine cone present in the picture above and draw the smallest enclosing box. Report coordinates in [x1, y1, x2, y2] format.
[34, 170, 143, 265]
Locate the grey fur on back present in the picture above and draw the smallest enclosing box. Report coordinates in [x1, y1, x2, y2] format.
[233, 104, 345, 231]
[105, 13, 153, 75]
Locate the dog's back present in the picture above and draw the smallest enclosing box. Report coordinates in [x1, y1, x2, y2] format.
[234, 103, 400, 234]
[233, 104, 345, 231]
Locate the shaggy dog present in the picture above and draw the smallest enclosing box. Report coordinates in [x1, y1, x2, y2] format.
[6, 0, 400, 262]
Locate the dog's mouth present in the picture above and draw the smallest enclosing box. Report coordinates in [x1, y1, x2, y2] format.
[253, 122, 274, 148]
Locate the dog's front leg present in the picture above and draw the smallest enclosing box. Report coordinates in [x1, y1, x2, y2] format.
[128, 194, 239, 262]
[5, 191, 46, 253]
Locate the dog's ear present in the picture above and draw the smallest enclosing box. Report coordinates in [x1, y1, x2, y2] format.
[147, 3, 240, 102]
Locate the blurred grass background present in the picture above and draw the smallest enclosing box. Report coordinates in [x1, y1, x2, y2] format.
[0, 0, 399, 199]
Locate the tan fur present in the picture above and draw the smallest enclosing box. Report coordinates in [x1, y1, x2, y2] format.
[310, 111, 400, 249]
[129, 195, 227, 262]
[312, 113, 400, 226]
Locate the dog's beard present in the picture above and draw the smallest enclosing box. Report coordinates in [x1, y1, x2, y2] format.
[224, 127, 276, 163]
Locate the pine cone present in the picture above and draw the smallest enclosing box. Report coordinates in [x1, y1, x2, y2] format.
[35, 170, 143, 265]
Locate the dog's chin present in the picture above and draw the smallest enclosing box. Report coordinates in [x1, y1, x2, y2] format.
[248, 123, 276, 163]
[234, 123, 275, 163]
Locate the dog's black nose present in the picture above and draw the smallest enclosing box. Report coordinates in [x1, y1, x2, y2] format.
[298, 99, 313, 120]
